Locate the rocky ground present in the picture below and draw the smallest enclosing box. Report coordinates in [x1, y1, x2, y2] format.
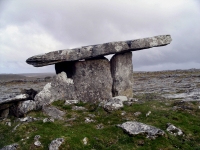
[133, 68, 200, 101]
[1, 69, 200, 149]
[0, 73, 54, 101]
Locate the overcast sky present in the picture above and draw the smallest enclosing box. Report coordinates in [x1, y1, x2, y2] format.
[0, 0, 200, 73]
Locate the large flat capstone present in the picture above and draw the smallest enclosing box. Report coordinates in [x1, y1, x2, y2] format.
[26, 35, 172, 67]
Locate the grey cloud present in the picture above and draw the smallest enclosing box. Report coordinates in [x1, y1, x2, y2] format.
[0, 0, 200, 73]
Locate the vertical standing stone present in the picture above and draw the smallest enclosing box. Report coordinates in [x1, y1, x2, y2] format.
[72, 57, 112, 102]
[110, 52, 133, 98]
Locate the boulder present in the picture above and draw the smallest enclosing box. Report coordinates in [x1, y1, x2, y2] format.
[117, 121, 165, 139]
[49, 138, 64, 150]
[111, 52, 133, 97]
[42, 105, 65, 120]
[34, 72, 76, 109]
[26, 35, 172, 67]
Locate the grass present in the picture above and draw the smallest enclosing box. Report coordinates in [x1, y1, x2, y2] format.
[1, 98, 200, 150]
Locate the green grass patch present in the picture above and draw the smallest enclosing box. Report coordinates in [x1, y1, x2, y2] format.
[1, 99, 200, 149]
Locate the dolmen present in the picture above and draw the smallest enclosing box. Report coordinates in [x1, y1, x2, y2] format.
[26, 35, 172, 107]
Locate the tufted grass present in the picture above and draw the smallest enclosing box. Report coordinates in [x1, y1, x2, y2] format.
[1, 98, 200, 149]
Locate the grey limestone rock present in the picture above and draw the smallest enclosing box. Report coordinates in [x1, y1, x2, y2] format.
[42, 105, 65, 120]
[26, 35, 172, 67]
[34, 135, 42, 147]
[43, 118, 54, 123]
[72, 57, 112, 102]
[166, 123, 183, 136]
[103, 96, 128, 112]
[0, 94, 29, 105]
[111, 52, 133, 97]
[0, 143, 18, 150]
[117, 121, 165, 139]
[53, 57, 112, 103]
[65, 100, 79, 105]
[49, 138, 64, 150]
[18, 100, 37, 115]
[34, 72, 76, 109]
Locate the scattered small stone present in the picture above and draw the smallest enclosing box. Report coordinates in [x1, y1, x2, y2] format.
[121, 111, 126, 116]
[85, 117, 95, 123]
[49, 138, 64, 150]
[34, 135, 41, 141]
[103, 96, 125, 112]
[72, 106, 87, 111]
[129, 98, 138, 102]
[43, 118, 54, 123]
[146, 111, 151, 117]
[96, 123, 104, 129]
[117, 121, 165, 139]
[5, 122, 11, 127]
[34, 140, 42, 147]
[18, 116, 39, 122]
[0, 143, 19, 150]
[34, 135, 42, 147]
[134, 112, 142, 117]
[82, 137, 88, 145]
[65, 100, 79, 105]
[166, 123, 183, 136]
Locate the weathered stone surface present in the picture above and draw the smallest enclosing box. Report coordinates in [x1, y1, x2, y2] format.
[103, 96, 128, 112]
[34, 72, 76, 109]
[35, 58, 112, 104]
[0, 143, 19, 150]
[0, 94, 29, 105]
[42, 105, 65, 120]
[166, 123, 183, 136]
[9, 100, 37, 118]
[34, 135, 42, 147]
[65, 100, 79, 105]
[18, 100, 37, 115]
[111, 52, 133, 97]
[26, 35, 172, 67]
[49, 138, 64, 150]
[72, 57, 112, 102]
[117, 121, 165, 139]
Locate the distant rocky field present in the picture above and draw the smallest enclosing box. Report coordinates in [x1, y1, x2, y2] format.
[0, 73, 55, 101]
[1, 69, 200, 102]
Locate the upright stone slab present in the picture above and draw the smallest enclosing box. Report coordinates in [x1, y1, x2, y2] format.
[73, 58, 112, 102]
[55, 57, 112, 103]
[111, 52, 133, 97]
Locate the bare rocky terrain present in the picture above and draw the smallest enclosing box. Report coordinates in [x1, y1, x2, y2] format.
[1, 69, 200, 103]
[133, 68, 200, 101]
[0, 73, 55, 101]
